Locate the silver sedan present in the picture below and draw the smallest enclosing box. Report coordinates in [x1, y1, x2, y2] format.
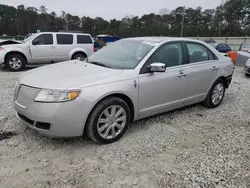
[13, 37, 234, 144]
[244, 59, 250, 77]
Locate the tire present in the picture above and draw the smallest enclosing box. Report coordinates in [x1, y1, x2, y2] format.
[85, 97, 131, 144]
[72, 52, 87, 60]
[202, 79, 226, 108]
[5, 54, 26, 71]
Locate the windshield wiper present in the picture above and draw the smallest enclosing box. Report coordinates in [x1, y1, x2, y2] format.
[88, 61, 113, 68]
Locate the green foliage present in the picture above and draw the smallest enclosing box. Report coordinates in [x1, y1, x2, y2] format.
[0, 0, 250, 37]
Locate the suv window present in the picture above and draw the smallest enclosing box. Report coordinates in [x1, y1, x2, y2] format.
[77, 35, 92, 44]
[186, 43, 215, 63]
[56, 34, 73, 45]
[150, 42, 183, 68]
[32, 34, 53, 45]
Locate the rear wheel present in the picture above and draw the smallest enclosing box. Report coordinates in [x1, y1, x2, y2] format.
[5, 54, 26, 71]
[202, 79, 226, 108]
[85, 97, 131, 144]
[72, 52, 87, 60]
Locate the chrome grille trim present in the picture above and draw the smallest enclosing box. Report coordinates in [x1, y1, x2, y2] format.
[16, 85, 41, 107]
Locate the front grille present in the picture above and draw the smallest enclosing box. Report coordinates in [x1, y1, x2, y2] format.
[16, 85, 40, 107]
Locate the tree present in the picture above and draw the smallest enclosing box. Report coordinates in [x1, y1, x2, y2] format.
[0, 0, 249, 37]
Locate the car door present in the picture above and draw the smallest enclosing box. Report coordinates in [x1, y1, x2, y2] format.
[183, 42, 219, 104]
[138, 42, 188, 117]
[53, 34, 74, 62]
[30, 34, 55, 63]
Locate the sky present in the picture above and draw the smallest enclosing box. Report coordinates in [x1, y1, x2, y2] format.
[4, 0, 221, 20]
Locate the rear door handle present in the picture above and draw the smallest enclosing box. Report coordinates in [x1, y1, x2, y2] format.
[177, 71, 187, 77]
[51, 46, 56, 49]
[212, 66, 218, 70]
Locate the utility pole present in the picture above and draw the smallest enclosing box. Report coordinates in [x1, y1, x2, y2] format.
[181, 6, 185, 37]
[219, 23, 221, 37]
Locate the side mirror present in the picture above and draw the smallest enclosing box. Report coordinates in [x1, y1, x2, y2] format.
[32, 39, 39, 45]
[149, 62, 166, 72]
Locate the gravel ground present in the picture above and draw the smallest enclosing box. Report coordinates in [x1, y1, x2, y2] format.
[0, 66, 249, 188]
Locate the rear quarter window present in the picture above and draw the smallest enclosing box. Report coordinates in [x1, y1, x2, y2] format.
[56, 34, 73, 45]
[77, 35, 92, 44]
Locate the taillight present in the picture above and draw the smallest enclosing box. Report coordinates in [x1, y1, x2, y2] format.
[0, 47, 3, 51]
[93, 45, 97, 52]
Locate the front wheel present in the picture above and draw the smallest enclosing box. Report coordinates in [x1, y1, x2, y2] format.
[5, 54, 26, 71]
[202, 79, 226, 108]
[85, 97, 131, 144]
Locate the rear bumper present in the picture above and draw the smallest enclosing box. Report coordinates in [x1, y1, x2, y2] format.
[243, 66, 250, 75]
[225, 75, 233, 88]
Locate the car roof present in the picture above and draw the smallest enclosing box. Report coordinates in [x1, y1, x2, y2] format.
[125, 37, 206, 44]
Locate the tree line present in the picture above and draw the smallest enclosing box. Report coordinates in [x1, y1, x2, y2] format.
[0, 0, 250, 37]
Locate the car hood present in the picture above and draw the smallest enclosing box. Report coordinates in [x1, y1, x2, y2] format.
[19, 60, 123, 89]
[0, 39, 22, 46]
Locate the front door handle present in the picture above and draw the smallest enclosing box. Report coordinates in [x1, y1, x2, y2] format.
[51, 46, 56, 49]
[177, 72, 187, 77]
[212, 66, 218, 70]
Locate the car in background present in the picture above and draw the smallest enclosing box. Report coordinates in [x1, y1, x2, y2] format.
[204, 39, 231, 54]
[203, 38, 216, 44]
[0, 32, 95, 71]
[239, 43, 250, 53]
[211, 43, 232, 53]
[13, 37, 234, 144]
[244, 59, 250, 77]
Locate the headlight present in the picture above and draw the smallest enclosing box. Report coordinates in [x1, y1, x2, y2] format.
[34, 89, 81, 102]
[246, 59, 250, 66]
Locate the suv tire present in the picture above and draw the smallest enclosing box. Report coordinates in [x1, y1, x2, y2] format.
[72, 52, 87, 60]
[5, 54, 26, 71]
[86, 97, 131, 144]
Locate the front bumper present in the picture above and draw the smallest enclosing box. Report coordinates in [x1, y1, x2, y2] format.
[13, 97, 92, 138]
[243, 65, 250, 75]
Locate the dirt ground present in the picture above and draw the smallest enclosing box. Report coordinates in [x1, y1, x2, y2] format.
[0, 66, 249, 188]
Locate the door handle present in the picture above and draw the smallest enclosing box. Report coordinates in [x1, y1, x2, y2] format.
[177, 72, 187, 77]
[212, 66, 218, 70]
[51, 46, 56, 49]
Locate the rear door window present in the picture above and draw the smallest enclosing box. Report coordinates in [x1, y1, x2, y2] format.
[56, 34, 73, 45]
[77, 35, 92, 44]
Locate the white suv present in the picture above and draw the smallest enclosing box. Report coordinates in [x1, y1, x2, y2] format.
[0, 32, 95, 71]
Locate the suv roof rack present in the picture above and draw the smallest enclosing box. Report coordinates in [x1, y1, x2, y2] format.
[58, 30, 83, 33]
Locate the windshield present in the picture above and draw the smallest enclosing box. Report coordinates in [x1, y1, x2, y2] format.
[88, 39, 155, 69]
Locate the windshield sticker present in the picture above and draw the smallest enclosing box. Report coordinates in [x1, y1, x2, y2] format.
[142, 41, 159, 46]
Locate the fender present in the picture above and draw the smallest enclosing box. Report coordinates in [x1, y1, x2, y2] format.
[3, 44, 32, 63]
[68, 48, 88, 59]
